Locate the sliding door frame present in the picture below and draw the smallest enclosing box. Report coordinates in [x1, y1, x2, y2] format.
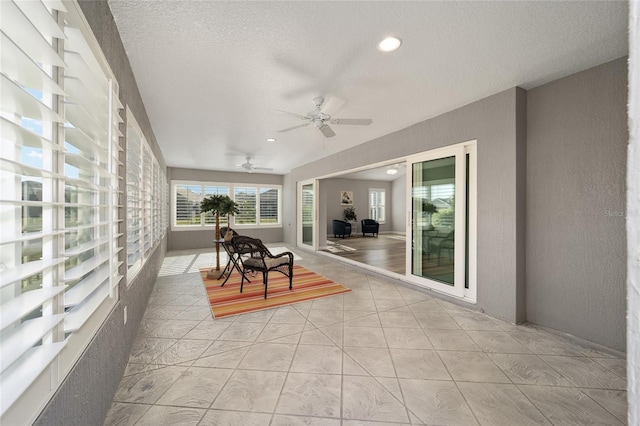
[297, 179, 318, 250]
[405, 140, 477, 302]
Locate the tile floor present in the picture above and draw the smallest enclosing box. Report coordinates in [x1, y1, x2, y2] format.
[105, 246, 628, 425]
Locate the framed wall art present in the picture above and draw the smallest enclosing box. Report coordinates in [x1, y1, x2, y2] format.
[340, 190, 353, 205]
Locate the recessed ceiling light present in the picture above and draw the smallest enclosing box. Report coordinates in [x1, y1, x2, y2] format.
[266, 138, 276, 142]
[377, 37, 402, 53]
[386, 167, 398, 175]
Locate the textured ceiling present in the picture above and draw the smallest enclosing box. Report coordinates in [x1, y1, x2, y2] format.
[107, 1, 628, 176]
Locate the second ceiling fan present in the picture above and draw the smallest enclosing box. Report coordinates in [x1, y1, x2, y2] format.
[277, 97, 372, 138]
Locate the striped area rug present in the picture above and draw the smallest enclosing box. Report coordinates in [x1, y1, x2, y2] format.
[200, 265, 351, 318]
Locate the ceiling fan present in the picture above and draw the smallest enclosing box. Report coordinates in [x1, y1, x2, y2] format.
[236, 156, 273, 173]
[277, 96, 372, 138]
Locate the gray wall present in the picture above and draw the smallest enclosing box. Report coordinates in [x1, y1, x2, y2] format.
[285, 87, 526, 324]
[167, 167, 285, 250]
[391, 175, 406, 232]
[35, 1, 168, 424]
[526, 58, 628, 350]
[321, 178, 392, 236]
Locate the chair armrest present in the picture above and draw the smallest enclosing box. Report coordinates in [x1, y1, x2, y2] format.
[266, 250, 294, 262]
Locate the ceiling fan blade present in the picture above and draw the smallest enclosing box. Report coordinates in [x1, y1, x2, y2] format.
[319, 124, 336, 138]
[320, 96, 345, 116]
[331, 118, 373, 126]
[274, 109, 310, 121]
[252, 167, 274, 171]
[278, 123, 310, 133]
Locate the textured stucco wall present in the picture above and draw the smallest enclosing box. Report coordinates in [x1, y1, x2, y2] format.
[627, 0, 639, 422]
[526, 58, 628, 351]
[167, 167, 285, 250]
[284, 88, 525, 323]
[35, 1, 167, 424]
[391, 175, 406, 233]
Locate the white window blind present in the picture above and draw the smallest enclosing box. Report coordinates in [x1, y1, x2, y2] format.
[234, 187, 257, 225]
[369, 188, 386, 223]
[0, 0, 123, 423]
[203, 185, 230, 225]
[175, 183, 204, 226]
[125, 109, 164, 283]
[141, 143, 152, 256]
[259, 187, 279, 224]
[172, 181, 281, 229]
[125, 110, 142, 279]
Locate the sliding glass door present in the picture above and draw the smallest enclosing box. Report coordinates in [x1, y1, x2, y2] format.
[298, 180, 317, 249]
[406, 142, 476, 300]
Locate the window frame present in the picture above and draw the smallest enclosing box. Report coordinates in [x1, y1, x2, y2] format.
[125, 109, 166, 284]
[0, 0, 131, 423]
[171, 180, 282, 231]
[368, 188, 386, 224]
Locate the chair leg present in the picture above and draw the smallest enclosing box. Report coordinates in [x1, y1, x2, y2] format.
[240, 275, 245, 293]
[264, 272, 268, 299]
[289, 263, 293, 290]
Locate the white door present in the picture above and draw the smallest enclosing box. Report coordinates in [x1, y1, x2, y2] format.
[405, 141, 477, 301]
[297, 179, 317, 249]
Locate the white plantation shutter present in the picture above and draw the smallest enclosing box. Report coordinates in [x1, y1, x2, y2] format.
[369, 188, 385, 223]
[62, 11, 122, 333]
[142, 143, 152, 256]
[171, 182, 280, 229]
[126, 109, 164, 283]
[234, 187, 257, 225]
[174, 183, 201, 227]
[172, 183, 230, 227]
[203, 185, 230, 225]
[259, 187, 279, 224]
[0, 0, 123, 422]
[126, 110, 143, 280]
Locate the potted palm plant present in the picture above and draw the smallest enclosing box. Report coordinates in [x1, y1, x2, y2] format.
[343, 206, 357, 222]
[200, 195, 239, 278]
[344, 206, 357, 233]
[422, 200, 438, 230]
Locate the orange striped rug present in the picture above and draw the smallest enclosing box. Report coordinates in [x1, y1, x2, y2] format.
[199, 265, 351, 318]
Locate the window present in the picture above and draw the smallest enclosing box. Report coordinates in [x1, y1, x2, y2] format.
[172, 181, 281, 229]
[0, 1, 125, 423]
[369, 188, 386, 223]
[234, 187, 257, 225]
[126, 110, 165, 282]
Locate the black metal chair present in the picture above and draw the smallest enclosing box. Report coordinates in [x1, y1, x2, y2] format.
[232, 236, 294, 298]
[430, 230, 454, 265]
[215, 227, 247, 286]
[361, 219, 379, 237]
[219, 226, 239, 239]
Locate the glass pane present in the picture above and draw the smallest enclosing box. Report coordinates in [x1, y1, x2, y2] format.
[259, 188, 278, 224]
[203, 185, 229, 225]
[412, 156, 455, 285]
[234, 187, 257, 225]
[175, 184, 202, 226]
[302, 183, 313, 246]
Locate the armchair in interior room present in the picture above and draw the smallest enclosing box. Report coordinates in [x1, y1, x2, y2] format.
[232, 236, 294, 299]
[332, 219, 352, 238]
[361, 219, 379, 237]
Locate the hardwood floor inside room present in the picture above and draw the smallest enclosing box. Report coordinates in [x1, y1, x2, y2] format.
[323, 234, 406, 274]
